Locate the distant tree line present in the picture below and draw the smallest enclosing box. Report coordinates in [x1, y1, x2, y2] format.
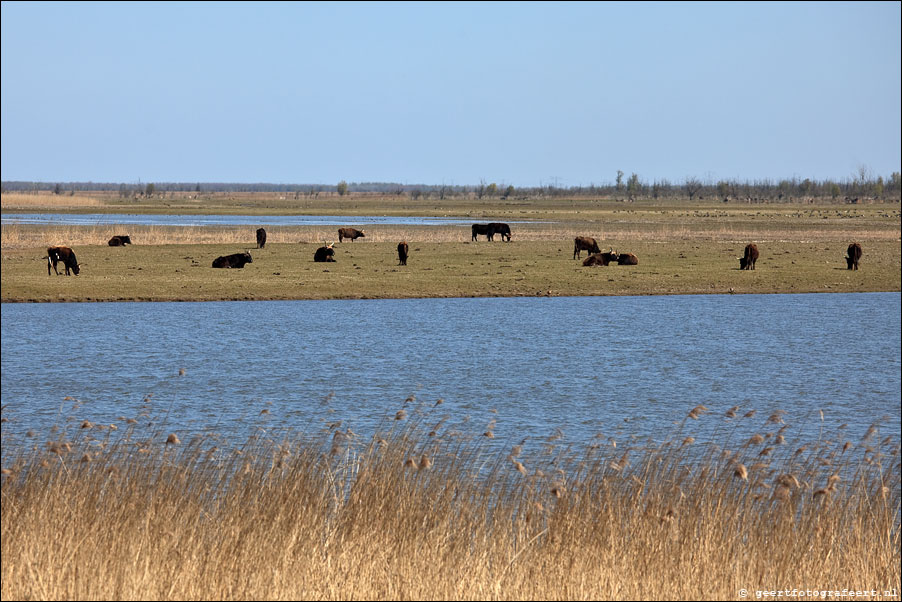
[3, 170, 900, 202]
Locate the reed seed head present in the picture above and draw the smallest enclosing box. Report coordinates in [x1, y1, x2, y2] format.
[688, 405, 708, 419]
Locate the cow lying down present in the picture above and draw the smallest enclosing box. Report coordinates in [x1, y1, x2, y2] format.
[212, 252, 253, 268]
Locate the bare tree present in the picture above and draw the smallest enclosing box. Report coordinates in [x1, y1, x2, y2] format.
[684, 177, 702, 201]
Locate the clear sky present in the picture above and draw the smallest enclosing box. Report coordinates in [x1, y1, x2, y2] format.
[2, 1, 900, 187]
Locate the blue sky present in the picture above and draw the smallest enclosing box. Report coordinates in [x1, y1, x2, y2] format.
[2, 1, 899, 187]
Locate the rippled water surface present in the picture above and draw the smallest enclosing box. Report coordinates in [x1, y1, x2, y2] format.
[2, 293, 899, 448]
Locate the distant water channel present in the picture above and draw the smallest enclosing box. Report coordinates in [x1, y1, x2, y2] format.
[1, 213, 522, 227]
[1, 293, 899, 453]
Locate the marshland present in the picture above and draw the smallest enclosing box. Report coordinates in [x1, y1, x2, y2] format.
[1, 191, 900, 301]
[2, 190, 900, 600]
[1, 402, 899, 600]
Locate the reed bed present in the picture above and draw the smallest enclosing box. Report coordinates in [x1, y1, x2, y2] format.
[2, 405, 899, 601]
[1, 192, 106, 209]
[3, 218, 898, 250]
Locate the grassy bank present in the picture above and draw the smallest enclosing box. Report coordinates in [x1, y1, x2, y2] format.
[2, 197, 899, 302]
[2, 237, 899, 302]
[1, 407, 898, 601]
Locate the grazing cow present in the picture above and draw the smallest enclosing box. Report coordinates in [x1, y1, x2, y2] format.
[256, 228, 267, 249]
[582, 250, 619, 267]
[212, 252, 253, 268]
[487, 222, 512, 242]
[108, 235, 132, 246]
[616, 253, 639, 265]
[573, 236, 601, 259]
[471, 223, 495, 241]
[314, 245, 336, 262]
[845, 242, 862, 270]
[739, 243, 759, 270]
[338, 227, 365, 242]
[47, 246, 80, 276]
[398, 241, 409, 266]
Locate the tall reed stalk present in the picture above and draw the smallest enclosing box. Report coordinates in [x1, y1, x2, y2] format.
[1, 406, 899, 600]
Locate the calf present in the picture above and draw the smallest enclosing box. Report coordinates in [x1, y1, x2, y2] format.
[338, 227, 365, 242]
[398, 241, 409, 266]
[583, 250, 618, 267]
[573, 236, 601, 259]
[212, 252, 253, 268]
[845, 242, 862, 270]
[616, 253, 639, 265]
[47, 246, 80, 276]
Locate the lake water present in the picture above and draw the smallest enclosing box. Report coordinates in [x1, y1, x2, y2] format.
[1, 293, 899, 455]
[1, 213, 530, 227]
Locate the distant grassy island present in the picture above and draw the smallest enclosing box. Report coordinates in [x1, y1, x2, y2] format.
[2, 192, 899, 302]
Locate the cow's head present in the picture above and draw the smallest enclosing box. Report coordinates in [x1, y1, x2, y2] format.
[738, 257, 748, 270]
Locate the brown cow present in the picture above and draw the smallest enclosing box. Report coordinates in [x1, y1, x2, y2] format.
[398, 241, 409, 266]
[338, 227, 365, 242]
[314, 245, 336, 262]
[47, 246, 80, 276]
[256, 228, 267, 249]
[616, 253, 639, 265]
[583, 250, 618, 267]
[845, 242, 862, 270]
[108, 235, 132, 246]
[573, 236, 601, 259]
[739, 243, 759, 270]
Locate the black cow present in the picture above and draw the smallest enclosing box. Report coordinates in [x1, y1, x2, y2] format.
[338, 227, 365, 242]
[256, 228, 267, 249]
[314, 245, 336, 262]
[108, 235, 132, 246]
[573, 236, 601, 259]
[583, 250, 619, 267]
[398, 241, 409, 266]
[487, 222, 512, 242]
[739, 243, 759, 270]
[47, 246, 80, 276]
[845, 242, 862, 270]
[616, 253, 639, 265]
[471, 224, 495, 241]
[212, 252, 253, 268]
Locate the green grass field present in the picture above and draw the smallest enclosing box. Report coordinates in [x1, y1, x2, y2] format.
[2, 238, 899, 302]
[2, 194, 899, 302]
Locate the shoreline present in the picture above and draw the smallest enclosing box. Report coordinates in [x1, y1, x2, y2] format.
[3, 288, 900, 304]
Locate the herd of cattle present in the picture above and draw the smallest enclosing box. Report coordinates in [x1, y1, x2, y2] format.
[44, 224, 866, 278]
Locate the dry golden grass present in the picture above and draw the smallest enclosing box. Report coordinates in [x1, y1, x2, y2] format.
[3, 215, 899, 250]
[2, 408, 899, 601]
[0, 192, 106, 209]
